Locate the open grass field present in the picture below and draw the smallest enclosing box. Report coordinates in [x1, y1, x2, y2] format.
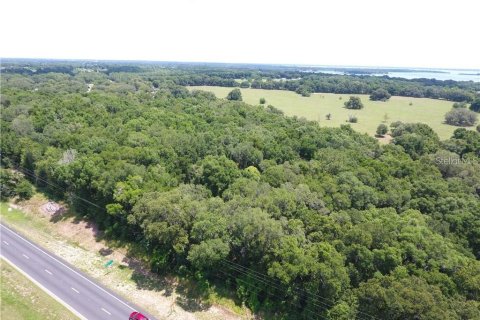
[188, 86, 475, 140]
[1, 259, 78, 320]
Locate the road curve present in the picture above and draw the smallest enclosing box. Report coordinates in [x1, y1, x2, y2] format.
[0, 222, 156, 320]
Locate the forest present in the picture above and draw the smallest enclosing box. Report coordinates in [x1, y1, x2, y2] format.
[1, 61, 480, 319]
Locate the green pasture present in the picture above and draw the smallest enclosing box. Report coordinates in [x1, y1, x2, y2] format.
[188, 86, 473, 140]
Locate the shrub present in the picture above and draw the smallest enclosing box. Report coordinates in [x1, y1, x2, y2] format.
[383, 113, 390, 123]
[376, 124, 388, 136]
[453, 102, 468, 109]
[344, 96, 364, 109]
[477, 124, 480, 132]
[296, 86, 311, 97]
[348, 115, 358, 123]
[444, 108, 478, 127]
[259, 98, 266, 104]
[15, 180, 34, 200]
[370, 88, 391, 101]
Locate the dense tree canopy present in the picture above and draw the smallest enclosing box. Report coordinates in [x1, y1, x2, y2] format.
[1, 62, 479, 319]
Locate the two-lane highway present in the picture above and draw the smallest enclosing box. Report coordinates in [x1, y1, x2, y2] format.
[0, 223, 155, 320]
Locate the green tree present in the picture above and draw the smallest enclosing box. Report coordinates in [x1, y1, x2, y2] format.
[227, 88, 242, 101]
[444, 108, 478, 126]
[188, 238, 230, 270]
[392, 123, 440, 159]
[453, 261, 480, 300]
[259, 97, 266, 104]
[344, 96, 364, 109]
[11, 115, 34, 136]
[240, 81, 250, 88]
[390, 121, 403, 129]
[230, 143, 263, 169]
[376, 124, 388, 136]
[470, 98, 480, 112]
[193, 155, 240, 196]
[370, 88, 391, 101]
[132, 185, 210, 259]
[15, 180, 34, 200]
[348, 115, 358, 123]
[296, 85, 311, 97]
[0, 169, 19, 200]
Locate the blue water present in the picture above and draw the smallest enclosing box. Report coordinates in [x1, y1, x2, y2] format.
[314, 68, 480, 82]
[380, 69, 480, 82]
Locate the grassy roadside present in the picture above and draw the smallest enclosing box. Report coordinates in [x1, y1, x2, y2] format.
[0, 198, 250, 320]
[1, 258, 79, 320]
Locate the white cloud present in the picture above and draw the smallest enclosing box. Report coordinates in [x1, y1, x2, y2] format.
[1, 0, 479, 69]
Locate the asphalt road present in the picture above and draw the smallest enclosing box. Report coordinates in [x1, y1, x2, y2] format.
[0, 223, 155, 320]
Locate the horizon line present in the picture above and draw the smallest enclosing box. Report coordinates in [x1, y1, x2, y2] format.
[2, 57, 479, 72]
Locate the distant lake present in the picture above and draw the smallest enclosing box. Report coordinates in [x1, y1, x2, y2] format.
[313, 68, 480, 82]
[385, 69, 480, 82]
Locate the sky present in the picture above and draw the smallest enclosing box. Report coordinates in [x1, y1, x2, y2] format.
[2, 0, 479, 69]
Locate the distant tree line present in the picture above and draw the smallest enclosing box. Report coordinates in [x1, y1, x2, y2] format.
[168, 69, 479, 102]
[3, 60, 479, 103]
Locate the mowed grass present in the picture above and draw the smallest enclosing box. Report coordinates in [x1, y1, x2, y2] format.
[1, 259, 78, 320]
[188, 86, 473, 140]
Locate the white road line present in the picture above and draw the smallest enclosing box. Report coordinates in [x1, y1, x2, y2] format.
[1, 256, 88, 320]
[1, 224, 135, 311]
[101, 307, 111, 315]
[71, 287, 80, 294]
[2, 240, 9, 245]
[45, 269, 52, 275]
[22, 254, 30, 259]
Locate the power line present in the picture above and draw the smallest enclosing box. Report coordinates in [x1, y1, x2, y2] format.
[16, 165, 102, 209]
[221, 259, 378, 320]
[213, 268, 322, 320]
[221, 260, 376, 320]
[220, 260, 331, 317]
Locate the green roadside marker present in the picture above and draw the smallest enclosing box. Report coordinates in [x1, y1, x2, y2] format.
[104, 259, 114, 268]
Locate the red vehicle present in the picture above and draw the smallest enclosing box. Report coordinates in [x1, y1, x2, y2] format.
[129, 311, 149, 320]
